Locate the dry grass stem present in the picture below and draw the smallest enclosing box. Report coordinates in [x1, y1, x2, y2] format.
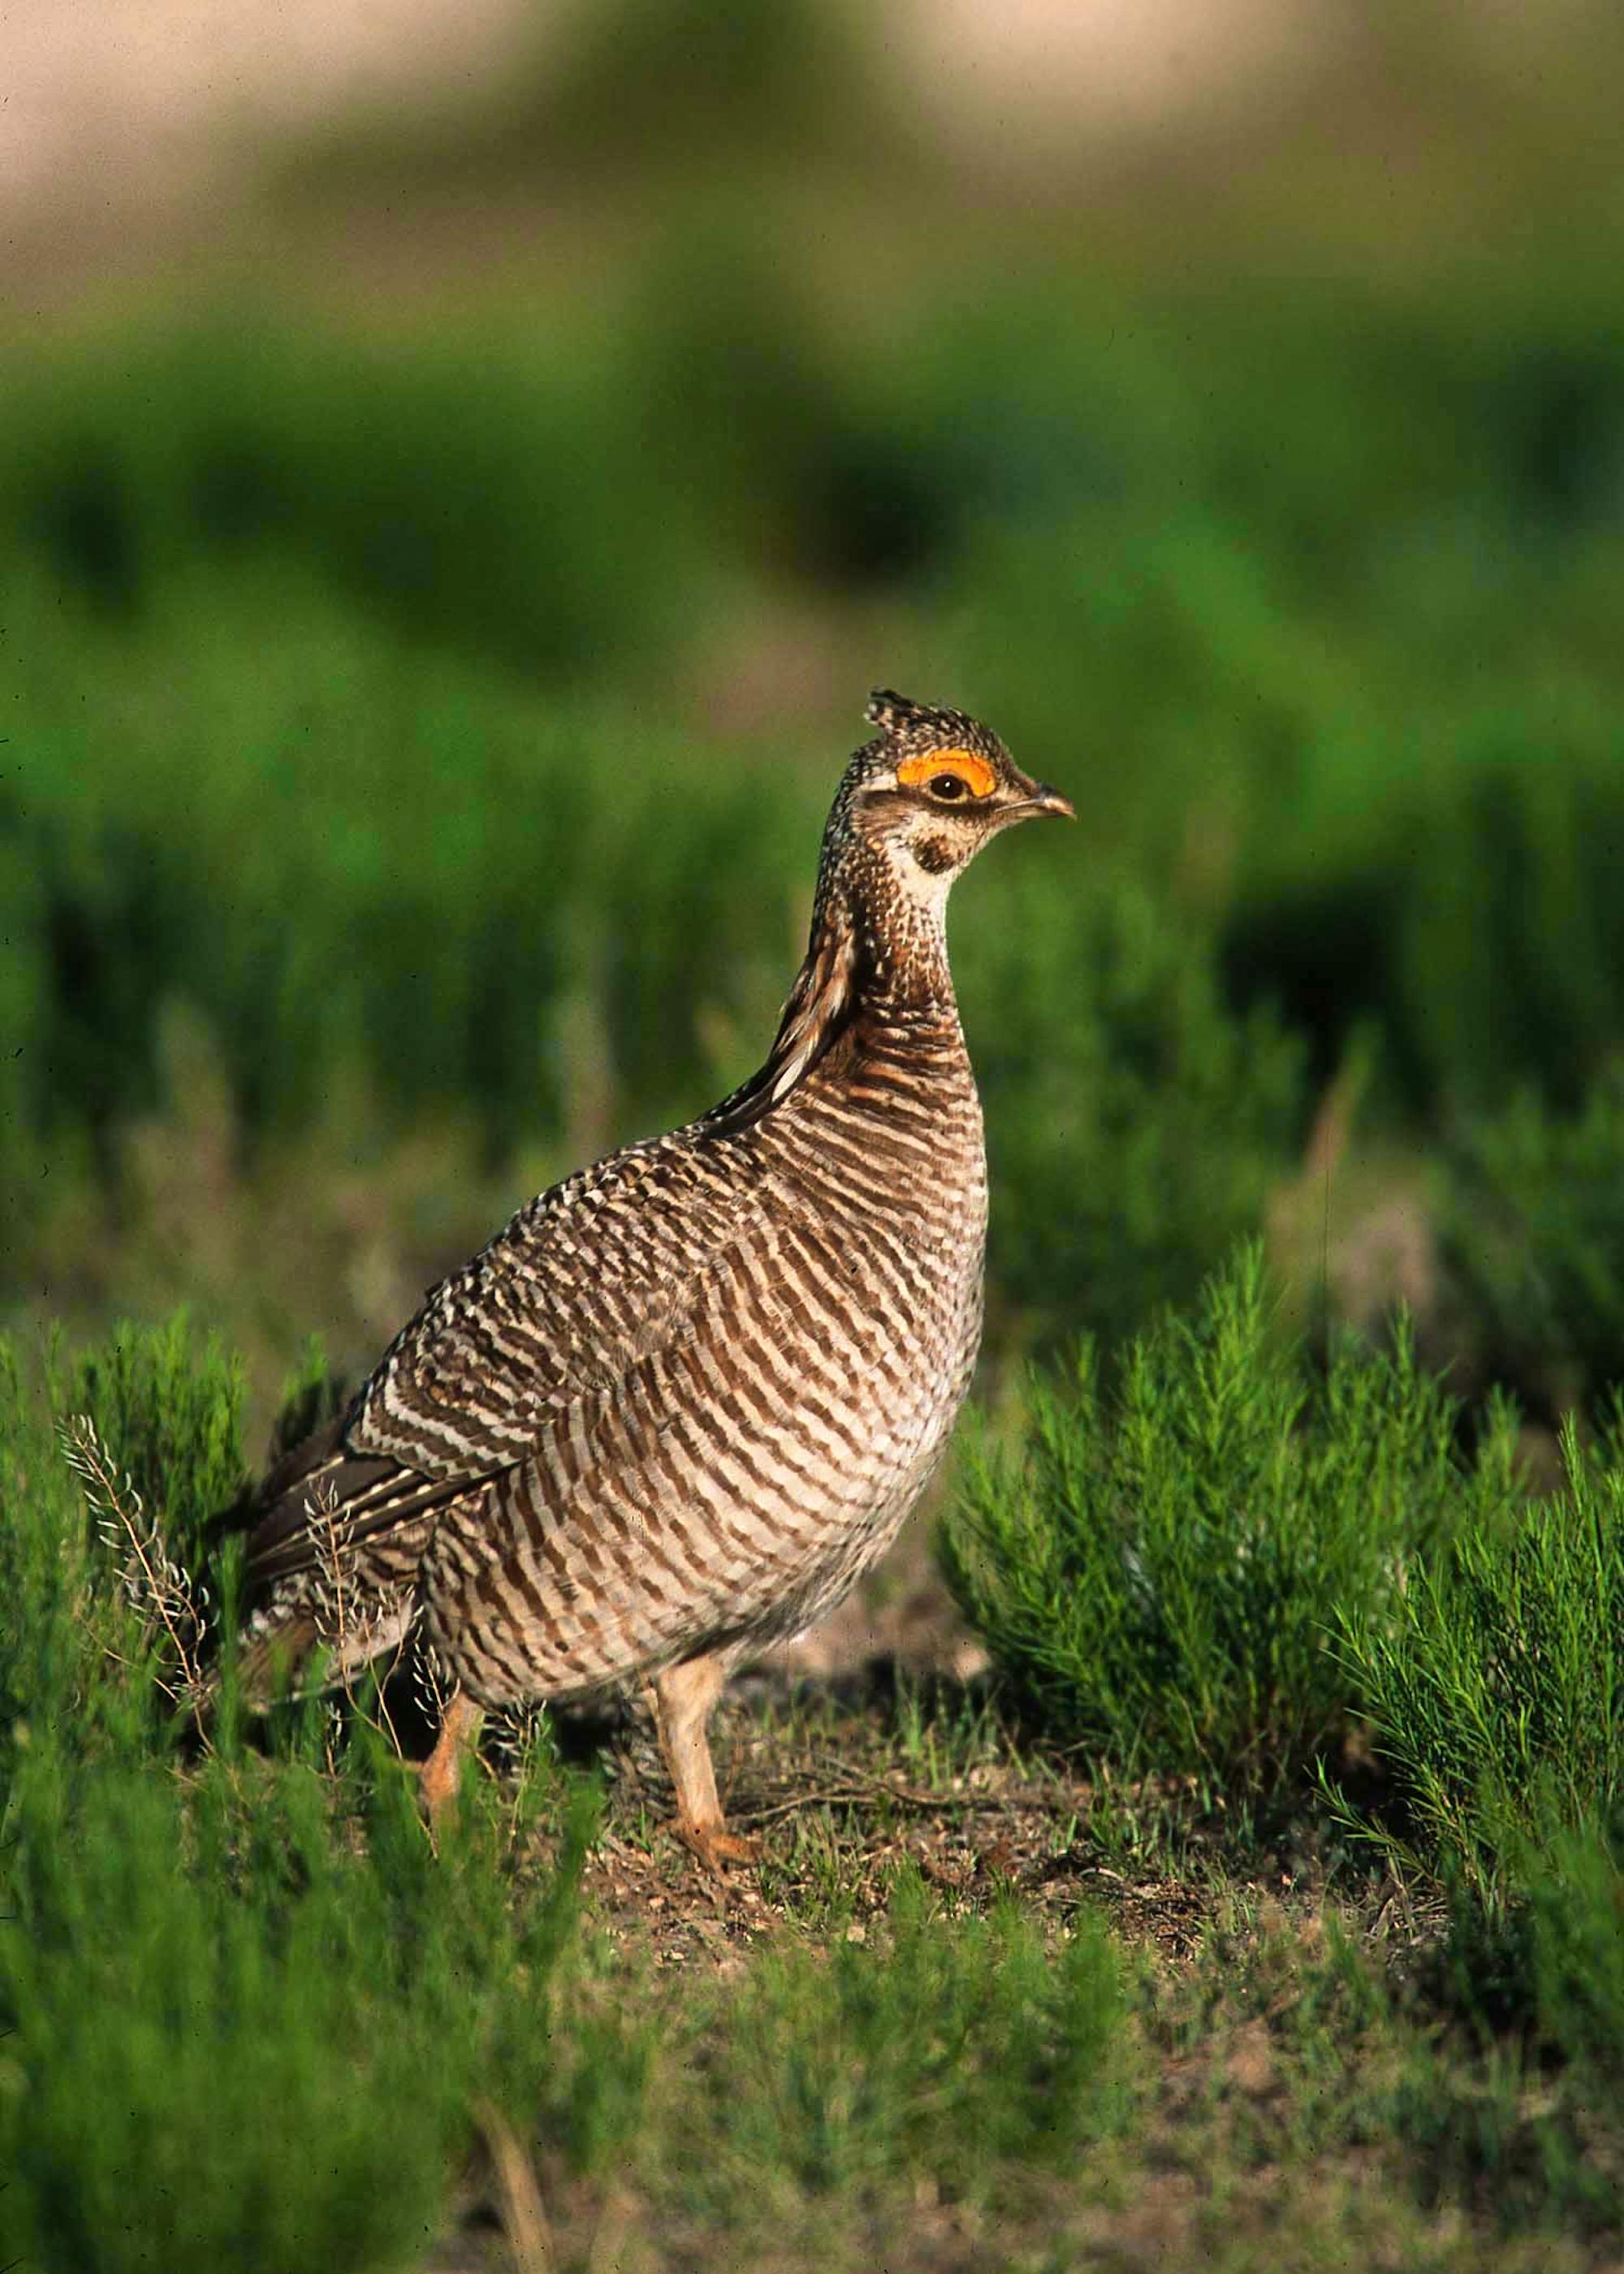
[473, 2099, 556, 2274]
[60, 1412, 208, 1710]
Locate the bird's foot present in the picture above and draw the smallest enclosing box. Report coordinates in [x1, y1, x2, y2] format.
[677, 1815, 762, 1875]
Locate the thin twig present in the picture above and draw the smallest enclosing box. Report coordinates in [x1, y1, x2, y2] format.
[732, 1758, 1073, 1829]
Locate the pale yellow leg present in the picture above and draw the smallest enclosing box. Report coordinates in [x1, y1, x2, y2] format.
[420, 1686, 484, 1834]
[651, 1652, 759, 1872]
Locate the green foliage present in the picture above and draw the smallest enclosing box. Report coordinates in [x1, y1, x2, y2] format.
[7, 278, 1624, 1362]
[1333, 1405, 1624, 2147]
[2, 316, 684, 677]
[680, 1866, 1125, 2207]
[0, 1725, 607, 2274]
[962, 868, 1302, 1347]
[1382, 1814, 1624, 2235]
[1, 573, 814, 1190]
[926, 292, 1624, 1120]
[1522, 1813, 1624, 2091]
[0, 1318, 247, 1772]
[1336, 1415, 1624, 1909]
[68, 1311, 248, 1549]
[0, 1337, 96, 1761]
[943, 1245, 1521, 1792]
[6, 278, 1624, 1290]
[1440, 1068, 1624, 1416]
[0, 1315, 607, 2274]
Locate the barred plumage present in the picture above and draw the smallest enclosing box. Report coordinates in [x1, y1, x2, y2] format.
[222, 690, 1072, 1865]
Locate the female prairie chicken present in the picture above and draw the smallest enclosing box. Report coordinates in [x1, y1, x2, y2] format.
[227, 691, 1071, 1866]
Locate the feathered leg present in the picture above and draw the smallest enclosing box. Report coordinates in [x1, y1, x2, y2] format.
[651, 1651, 759, 1871]
[421, 1686, 484, 1832]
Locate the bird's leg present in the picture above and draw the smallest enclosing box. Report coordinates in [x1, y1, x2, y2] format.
[651, 1652, 759, 1871]
[420, 1685, 484, 1835]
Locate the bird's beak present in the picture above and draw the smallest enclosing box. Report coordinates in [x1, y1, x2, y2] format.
[1002, 775, 1075, 823]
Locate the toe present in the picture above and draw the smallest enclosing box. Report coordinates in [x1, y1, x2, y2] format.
[677, 1817, 762, 1874]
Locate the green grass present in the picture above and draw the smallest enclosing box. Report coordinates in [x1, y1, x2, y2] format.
[8, 270, 1624, 1191]
[9, 83, 1624, 2260]
[1, 1744, 591, 2274]
[671, 1868, 1127, 2212]
[8, 266, 1624, 1396]
[962, 873, 1302, 1350]
[6, 1311, 1624, 2269]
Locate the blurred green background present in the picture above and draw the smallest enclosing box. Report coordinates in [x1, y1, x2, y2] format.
[6, 0, 1624, 1429]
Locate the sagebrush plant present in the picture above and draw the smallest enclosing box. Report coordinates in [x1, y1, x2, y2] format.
[1335, 1411, 1624, 1909]
[1439, 1064, 1624, 1416]
[941, 1243, 1523, 1794]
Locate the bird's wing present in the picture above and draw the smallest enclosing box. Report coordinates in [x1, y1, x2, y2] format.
[229, 1412, 482, 1590]
[349, 1128, 773, 1472]
[236, 1127, 774, 1593]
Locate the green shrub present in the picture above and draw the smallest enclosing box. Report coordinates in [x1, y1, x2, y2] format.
[0, 1312, 611, 2274]
[1522, 1813, 1624, 2089]
[942, 1244, 1522, 1792]
[1334, 1406, 1623, 2176]
[1439, 1068, 1624, 1416]
[1384, 1814, 1624, 2233]
[0, 1726, 603, 2274]
[10, 277, 1624, 1347]
[2, 314, 687, 677]
[1336, 1414, 1624, 1909]
[0, 1317, 248, 1770]
[0, 1336, 96, 1762]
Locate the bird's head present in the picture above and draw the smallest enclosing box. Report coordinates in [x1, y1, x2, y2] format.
[832, 689, 1073, 897]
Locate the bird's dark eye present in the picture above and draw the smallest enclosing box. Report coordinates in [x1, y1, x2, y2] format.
[929, 772, 970, 801]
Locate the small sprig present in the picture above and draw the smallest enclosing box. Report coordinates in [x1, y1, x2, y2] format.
[60, 1412, 209, 1706]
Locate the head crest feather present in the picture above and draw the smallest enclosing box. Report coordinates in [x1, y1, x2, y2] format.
[865, 689, 929, 737]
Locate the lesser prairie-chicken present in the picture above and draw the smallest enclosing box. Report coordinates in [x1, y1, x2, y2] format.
[222, 691, 1071, 1866]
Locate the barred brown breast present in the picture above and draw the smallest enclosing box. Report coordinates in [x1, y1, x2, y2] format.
[226, 690, 1072, 1867]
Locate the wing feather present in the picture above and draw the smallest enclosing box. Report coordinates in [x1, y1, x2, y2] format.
[230, 1123, 773, 1597]
[348, 1126, 770, 1475]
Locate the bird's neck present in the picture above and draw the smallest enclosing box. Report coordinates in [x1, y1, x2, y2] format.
[704, 849, 959, 1136]
[831, 836, 957, 1018]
